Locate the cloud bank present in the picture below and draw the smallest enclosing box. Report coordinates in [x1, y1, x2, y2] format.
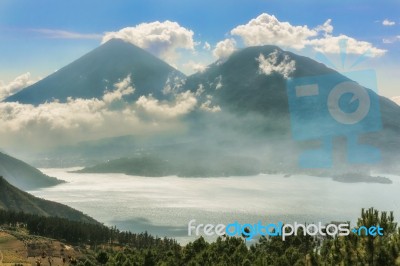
[0, 75, 199, 150]
[0, 72, 40, 100]
[136, 91, 197, 119]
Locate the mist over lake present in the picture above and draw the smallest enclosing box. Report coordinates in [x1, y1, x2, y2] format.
[30, 168, 400, 244]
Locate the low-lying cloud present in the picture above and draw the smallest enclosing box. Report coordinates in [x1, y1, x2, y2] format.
[0, 75, 200, 151]
[0, 72, 40, 100]
[0, 75, 227, 151]
[257, 50, 296, 79]
[136, 91, 197, 118]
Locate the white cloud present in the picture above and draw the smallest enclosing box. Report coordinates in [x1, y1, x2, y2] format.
[229, 13, 386, 58]
[214, 75, 223, 90]
[391, 96, 400, 106]
[200, 95, 221, 112]
[308, 35, 386, 57]
[32, 29, 102, 39]
[102, 21, 195, 66]
[162, 74, 186, 95]
[0, 76, 193, 150]
[315, 19, 333, 36]
[203, 42, 211, 51]
[257, 50, 296, 79]
[184, 61, 208, 73]
[200, 100, 221, 112]
[195, 84, 205, 97]
[213, 38, 237, 60]
[102, 75, 135, 103]
[136, 91, 197, 118]
[383, 36, 400, 44]
[383, 19, 396, 26]
[231, 13, 317, 49]
[0, 72, 40, 100]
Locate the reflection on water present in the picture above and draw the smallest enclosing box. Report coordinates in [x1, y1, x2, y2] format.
[29, 168, 400, 244]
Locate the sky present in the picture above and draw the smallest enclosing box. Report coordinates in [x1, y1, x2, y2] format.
[0, 0, 399, 97]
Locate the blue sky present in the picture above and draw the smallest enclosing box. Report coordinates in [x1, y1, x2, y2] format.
[0, 0, 399, 97]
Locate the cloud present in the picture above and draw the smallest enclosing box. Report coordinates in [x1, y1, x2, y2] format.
[0, 76, 193, 150]
[213, 38, 237, 60]
[200, 95, 221, 112]
[136, 91, 197, 118]
[102, 21, 195, 66]
[315, 19, 333, 36]
[391, 96, 400, 106]
[102, 75, 135, 103]
[31, 29, 102, 39]
[307, 35, 386, 57]
[383, 36, 400, 44]
[184, 61, 208, 73]
[195, 84, 205, 97]
[230, 13, 386, 58]
[382, 19, 396, 26]
[214, 75, 223, 90]
[162, 73, 186, 95]
[203, 42, 211, 51]
[0, 72, 40, 100]
[231, 13, 317, 49]
[257, 50, 296, 79]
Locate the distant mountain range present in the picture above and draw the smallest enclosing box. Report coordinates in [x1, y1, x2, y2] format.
[3, 39, 400, 175]
[0, 152, 63, 190]
[0, 176, 97, 223]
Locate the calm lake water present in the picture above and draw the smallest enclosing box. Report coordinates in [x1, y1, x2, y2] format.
[29, 168, 400, 244]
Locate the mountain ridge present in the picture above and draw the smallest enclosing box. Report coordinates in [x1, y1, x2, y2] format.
[0, 176, 97, 224]
[0, 152, 64, 190]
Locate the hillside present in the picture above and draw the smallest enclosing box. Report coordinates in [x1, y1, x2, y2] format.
[75, 151, 261, 177]
[0, 152, 63, 190]
[0, 176, 97, 224]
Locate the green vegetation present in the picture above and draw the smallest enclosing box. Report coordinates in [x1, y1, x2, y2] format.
[1, 207, 400, 265]
[0, 152, 63, 190]
[76, 152, 261, 177]
[0, 176, 96, 223]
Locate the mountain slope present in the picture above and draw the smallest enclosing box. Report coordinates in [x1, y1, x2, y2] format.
[5, 39, 184, 105]
[184, 45, 400, 161]
[0, 152, 63, 190]
[185, 45, 335, 116]
[0, 176, 97, 223]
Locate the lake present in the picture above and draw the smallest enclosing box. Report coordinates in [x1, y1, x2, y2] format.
[29, 168, 400, 244]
